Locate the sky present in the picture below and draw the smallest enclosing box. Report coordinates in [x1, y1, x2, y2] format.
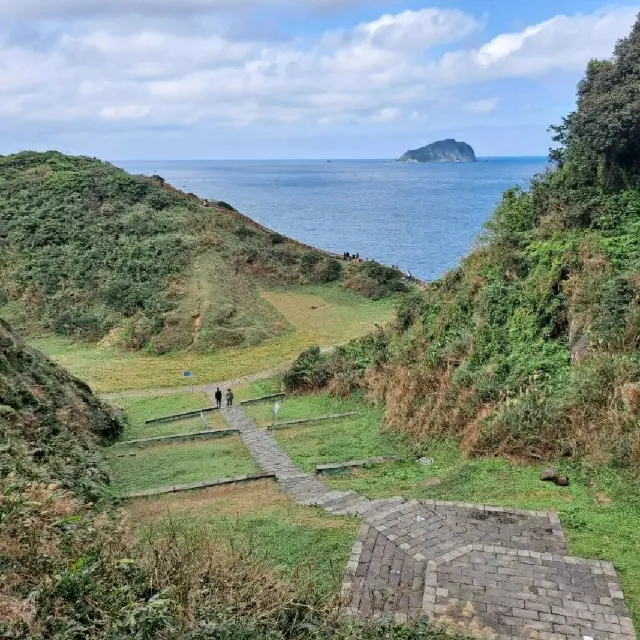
[0, 0, 638, 159]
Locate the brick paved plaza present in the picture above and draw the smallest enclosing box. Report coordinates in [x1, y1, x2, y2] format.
[220, 406, 636, 640]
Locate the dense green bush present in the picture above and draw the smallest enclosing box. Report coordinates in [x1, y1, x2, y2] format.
[314, 257, 343, 283]
[283, 346, 331, 391]
[235, 223, 257, 239]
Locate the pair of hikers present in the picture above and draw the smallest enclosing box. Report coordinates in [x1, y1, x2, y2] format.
[214, 387, 233, 408]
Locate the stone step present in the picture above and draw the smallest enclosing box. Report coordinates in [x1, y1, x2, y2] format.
[324, 494, 370, 515]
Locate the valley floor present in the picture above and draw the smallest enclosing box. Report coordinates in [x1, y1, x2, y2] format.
[30, 284, 396, 393]
[28, 285, 640, 638]
[100, 377, 640, 638]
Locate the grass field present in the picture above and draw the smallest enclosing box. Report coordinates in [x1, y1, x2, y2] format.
[245, 392, 412, 472]
[123, 479, 359, 596]
[111, 392, 228, 440]
[260, 285, 397, 345]
[106, 437, 259, 493]
[29, 285, 396, 393]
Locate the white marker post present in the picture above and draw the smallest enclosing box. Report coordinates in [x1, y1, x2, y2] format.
[271, 401, 280, 430]
[184, 370, 193, 393]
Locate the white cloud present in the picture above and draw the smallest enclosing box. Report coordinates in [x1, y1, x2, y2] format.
[0, 4, 637, 138]
[100, 105, 151, 120]
[465, 98, 499, 114]
[370, 107, 401, 122]
[438, 7, 639, 82]
[353, 8, 480, 51]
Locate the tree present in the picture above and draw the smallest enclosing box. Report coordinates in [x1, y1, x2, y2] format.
[549, 13, 640, 190]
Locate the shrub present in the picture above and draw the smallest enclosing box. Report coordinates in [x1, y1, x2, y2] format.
[234, 224, 256, 240]
[283, 346, 331, 392]
[269, 232, 286, 245]
[300, 251, 322, 276]
[314, 258, 343, 283]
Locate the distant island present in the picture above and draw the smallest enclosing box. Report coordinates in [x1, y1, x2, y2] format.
[396, 139, 476, 163]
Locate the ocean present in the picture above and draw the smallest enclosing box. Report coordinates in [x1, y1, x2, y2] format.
[118, 158, 548, 281]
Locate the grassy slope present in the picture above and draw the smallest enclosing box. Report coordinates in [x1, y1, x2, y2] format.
[111, 392, 228, 440]
[124, 479, 359, 597]
[244, 392, 411, 471]
[0, 151, 406, 358]
[29, 285, 397, 392]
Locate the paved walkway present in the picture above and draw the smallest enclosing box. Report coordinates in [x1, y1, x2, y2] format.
[220, 406, 637, 640]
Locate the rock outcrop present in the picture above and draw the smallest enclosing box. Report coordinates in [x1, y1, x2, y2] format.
[396, 139, 476, 163]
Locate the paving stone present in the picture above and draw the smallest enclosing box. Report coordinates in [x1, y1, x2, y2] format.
[420, 545, 635, 640]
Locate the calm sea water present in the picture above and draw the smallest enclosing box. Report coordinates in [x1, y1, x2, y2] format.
[118, 158, 547, 281]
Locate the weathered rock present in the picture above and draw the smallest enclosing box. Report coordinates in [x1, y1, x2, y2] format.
[541, 469, 559, 481]
[569, 317, 590, 363]
[571, 333, 590, 363]
[554, 475, 569, 486]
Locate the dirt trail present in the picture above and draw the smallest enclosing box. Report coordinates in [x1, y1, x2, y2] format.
[100, 365, 287, 401]
[99, 345, 336, 402]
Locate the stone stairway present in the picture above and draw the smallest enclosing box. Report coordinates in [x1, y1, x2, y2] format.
[219, 406, 637, 640]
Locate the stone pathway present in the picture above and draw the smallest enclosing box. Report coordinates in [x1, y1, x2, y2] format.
[220, 405, 636, 640]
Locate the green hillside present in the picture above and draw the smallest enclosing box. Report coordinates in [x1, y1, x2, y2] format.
[0, 318, 122, 501]
[287, 16, 640, 469]
[0, 151, 406, 354]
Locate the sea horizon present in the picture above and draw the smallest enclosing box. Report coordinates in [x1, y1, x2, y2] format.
[114, 155, 548, 163]
[118, 157, 548, 281]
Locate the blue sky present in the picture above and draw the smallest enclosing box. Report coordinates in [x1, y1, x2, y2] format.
[0, 0, 638, 159]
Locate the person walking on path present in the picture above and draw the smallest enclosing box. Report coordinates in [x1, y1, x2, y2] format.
[226, 388, 234, 407]
[214, 387, 222, 409]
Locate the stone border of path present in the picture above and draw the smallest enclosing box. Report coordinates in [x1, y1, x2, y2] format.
[118, 471, 276, 499]
[268, 412, 359, 430]
[241, 393, 285, 406]
[145, 393, 285, 424]
[112, 428, 240, 448]
[316, 456, 408, 474]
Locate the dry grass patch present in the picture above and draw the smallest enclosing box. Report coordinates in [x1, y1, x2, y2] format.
[126, 479, 354, 531]
[260, 286, 396, 347]
[123, 479, 360, 597]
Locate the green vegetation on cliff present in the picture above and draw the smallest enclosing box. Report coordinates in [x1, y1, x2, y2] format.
[288, 16, 640, 469]
[0, 318, 122, 500]
[0, 151, 406, 355]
